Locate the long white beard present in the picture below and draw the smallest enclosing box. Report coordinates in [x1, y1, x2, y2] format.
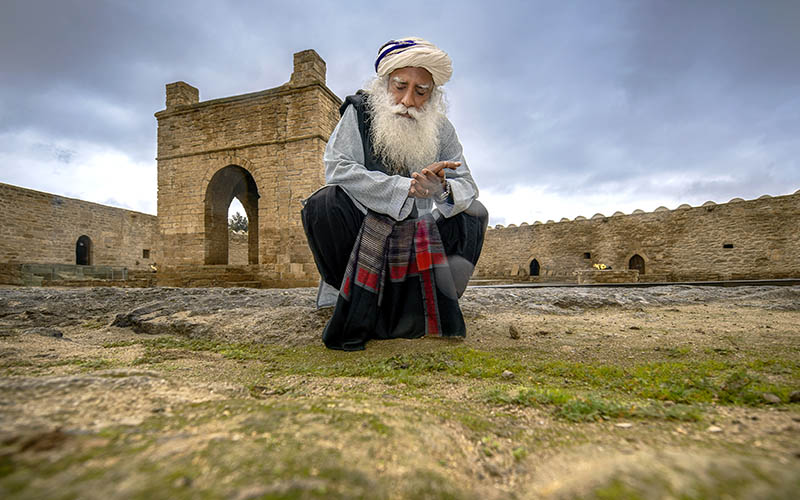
[366, 77, 445, 176]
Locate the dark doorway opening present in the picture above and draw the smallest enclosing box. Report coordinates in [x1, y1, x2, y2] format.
[204, 165, 260, 265]
[76, 235, 92, 265]
[529, 259, 540, 277]
[629, 254, 645, 274]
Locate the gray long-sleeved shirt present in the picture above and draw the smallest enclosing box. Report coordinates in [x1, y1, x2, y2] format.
[323, 105, 479, 221]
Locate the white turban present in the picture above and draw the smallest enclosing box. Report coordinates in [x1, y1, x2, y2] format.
[375, 37, 453, 86]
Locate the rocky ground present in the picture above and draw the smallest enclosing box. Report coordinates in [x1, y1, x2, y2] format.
[1, 284, 799, 499]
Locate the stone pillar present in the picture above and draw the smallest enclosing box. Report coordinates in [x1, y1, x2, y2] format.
[165, 81, 199, 109]
[289, 50, 326, 87]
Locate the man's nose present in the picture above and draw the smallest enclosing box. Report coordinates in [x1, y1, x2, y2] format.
[400, 88, 415, 108]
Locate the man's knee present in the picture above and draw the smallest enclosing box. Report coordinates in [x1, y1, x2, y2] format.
[465, 199, 489, 233]
[303, 186, 359, 227]
[303, 185, 339, 215]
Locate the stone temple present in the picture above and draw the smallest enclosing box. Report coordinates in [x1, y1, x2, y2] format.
[154, 50, 340, 288]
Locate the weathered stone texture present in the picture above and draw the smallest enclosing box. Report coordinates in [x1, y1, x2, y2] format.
[229, 232, 248, 266]
[475, 192, 800, 282]
[0, 183, 157, 270]
[157, 264, 261, 288]
[155, 49, 340, 287]
[0, 263, 24, 285]
[165, 81, 199, 109]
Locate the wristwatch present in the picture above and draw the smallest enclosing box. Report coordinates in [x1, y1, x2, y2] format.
[436, 180, 452, 203]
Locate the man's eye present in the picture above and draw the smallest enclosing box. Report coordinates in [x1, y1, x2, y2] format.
[416, 90, 427, 96]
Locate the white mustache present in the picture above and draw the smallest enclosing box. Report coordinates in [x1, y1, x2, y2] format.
[390, 104, 423, 119]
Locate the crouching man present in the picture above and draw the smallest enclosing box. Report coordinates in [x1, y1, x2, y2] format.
[302, 37, 488, 350]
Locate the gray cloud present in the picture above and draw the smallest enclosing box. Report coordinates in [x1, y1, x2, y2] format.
[1, 0, 799, 222]
[31, 142, 76, 164]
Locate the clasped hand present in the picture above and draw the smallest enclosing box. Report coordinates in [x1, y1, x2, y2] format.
[408, 161, 460, 199]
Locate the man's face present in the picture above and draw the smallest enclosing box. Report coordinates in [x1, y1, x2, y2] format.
[387, 67, 434, 117]
[368, 65, 442, 174]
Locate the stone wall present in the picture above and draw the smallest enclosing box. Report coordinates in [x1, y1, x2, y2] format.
[155, 50, 341, 287]
[229, 232, 249, 266]
[0, 182, 158, 270]
[475, 191, 800, 282]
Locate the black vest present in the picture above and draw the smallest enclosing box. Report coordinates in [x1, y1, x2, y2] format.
[340, 91, 397, 176]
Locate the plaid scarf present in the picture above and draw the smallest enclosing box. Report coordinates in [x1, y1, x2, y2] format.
[324, 212, 465, 350]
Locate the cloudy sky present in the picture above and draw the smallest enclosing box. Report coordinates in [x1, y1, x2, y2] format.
[2, 0, 798, 226]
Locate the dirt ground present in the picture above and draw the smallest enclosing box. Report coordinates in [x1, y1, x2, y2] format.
[1, 284, 799, 499]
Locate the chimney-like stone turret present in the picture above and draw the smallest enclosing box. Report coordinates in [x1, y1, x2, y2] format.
[289, 49, 326, 87]
[165, 81, 199, 109]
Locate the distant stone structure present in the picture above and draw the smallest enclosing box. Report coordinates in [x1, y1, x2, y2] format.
[154, 50, 340, 287]
[228, 232, 249, 266]
[475, 190, 800, 283]
[0, 182, 157, 273]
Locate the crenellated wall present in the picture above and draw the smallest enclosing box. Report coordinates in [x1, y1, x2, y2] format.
[475, 190, 800, 283]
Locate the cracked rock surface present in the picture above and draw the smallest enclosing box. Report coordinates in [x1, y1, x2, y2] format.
[1, 285, 797, 343]
[1, 284, 798, 499]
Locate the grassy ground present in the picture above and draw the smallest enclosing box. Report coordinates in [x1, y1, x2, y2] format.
[1, 301, 799, 499]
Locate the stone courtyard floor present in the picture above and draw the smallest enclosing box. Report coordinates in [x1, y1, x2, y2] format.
[1, 285, 799, 499]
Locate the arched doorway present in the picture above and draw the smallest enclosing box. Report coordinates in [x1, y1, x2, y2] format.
[529, 259, 540, 277]
[76, 235, 92, 265]
[204, 165, 260, 265]
[629, 254, 645, 274]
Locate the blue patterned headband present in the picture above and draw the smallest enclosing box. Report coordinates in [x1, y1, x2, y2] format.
[374, 39, 418, 72]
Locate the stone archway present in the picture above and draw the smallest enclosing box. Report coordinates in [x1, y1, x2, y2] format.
[204, 165, 260, 265]
[76, 235, 92, 265]
[529, 258, 540, 277]
[629, 254, 645, 274]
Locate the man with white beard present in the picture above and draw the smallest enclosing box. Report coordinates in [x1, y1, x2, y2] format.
[302, 37, 488, 350]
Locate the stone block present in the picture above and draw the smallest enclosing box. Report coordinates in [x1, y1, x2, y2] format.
[166, 81, 199, 108]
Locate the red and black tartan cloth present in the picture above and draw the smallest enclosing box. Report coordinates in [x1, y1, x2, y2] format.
[323, 212, 466, 351]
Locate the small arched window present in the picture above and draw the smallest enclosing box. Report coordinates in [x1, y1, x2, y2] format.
[529, 259, 540, 277]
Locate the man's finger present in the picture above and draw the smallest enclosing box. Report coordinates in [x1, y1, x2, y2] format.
[427, 161, 461, 174]
[420, 169, 439, 181]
